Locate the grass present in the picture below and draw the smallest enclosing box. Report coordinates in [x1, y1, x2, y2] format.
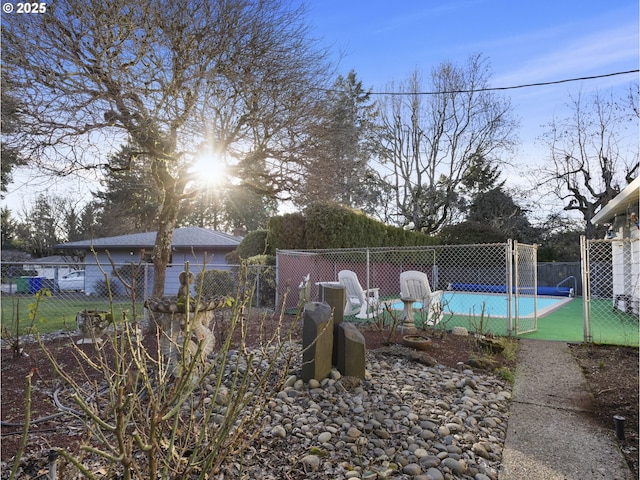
[1, 293, 145, 336]
[495, 366, 515, 383]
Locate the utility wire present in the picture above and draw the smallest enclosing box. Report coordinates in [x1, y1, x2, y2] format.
[320, 69, 639, 96]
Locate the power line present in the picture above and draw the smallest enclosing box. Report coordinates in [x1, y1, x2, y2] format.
[322, 69, 639, 96]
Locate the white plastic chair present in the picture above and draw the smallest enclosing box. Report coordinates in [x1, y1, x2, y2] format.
[400, 270, 443, 326]
[338, 270, 380, 320]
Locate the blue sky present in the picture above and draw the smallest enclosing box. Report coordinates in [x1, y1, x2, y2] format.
[3, 1, 638, 216]
[305, 0, 639, 168]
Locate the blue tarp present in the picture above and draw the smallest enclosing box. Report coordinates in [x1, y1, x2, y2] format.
[449, 283, 572, 297]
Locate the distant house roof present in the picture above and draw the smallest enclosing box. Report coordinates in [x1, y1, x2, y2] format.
[591, 178, 640, 225]
[31, 255, 76, 264]
[56, 227, 241, 250]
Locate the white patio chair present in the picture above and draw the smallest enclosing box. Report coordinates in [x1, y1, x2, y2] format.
[338, 270, 380, 320]
[399, 270, 444, 326]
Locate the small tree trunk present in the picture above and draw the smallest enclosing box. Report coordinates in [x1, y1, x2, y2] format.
[152, 225, 173, 298]
[151, 190, 181, 298]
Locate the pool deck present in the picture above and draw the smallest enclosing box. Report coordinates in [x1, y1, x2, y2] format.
[521, 294, 574, 318]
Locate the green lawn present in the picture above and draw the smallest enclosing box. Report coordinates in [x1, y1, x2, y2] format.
[1, 294, 145, 336]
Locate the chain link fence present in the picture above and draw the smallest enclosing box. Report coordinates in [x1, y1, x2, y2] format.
[513, 242, 537, 335]
[5, 238, 637, 345]
[582, 237, 639, 345]
[538, 262, 581, 296]
[277, 242, 540, 336]
[1, 261, 274, 335]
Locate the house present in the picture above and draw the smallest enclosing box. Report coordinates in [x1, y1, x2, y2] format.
[55, 227, 242, 295]
[591, 177, 640, 315]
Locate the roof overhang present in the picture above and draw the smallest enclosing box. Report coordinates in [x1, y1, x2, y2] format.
[591, 177, 640, 225]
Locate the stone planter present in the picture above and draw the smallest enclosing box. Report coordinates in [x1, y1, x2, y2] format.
[402, 334, 432, 351]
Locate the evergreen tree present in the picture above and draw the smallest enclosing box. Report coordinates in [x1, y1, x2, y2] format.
[1, 207, 18, 250]
[296, 71, 382, 212]
[0, 74, 26, 196]
[467, 187, 538, 243]
[94, 145, 162, 235]
[223, 186, 277, 232]
[179, 190, 227, 231]
[15, 195, 61, 257]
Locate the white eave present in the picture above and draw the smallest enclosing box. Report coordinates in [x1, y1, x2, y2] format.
[591, 177, 640, 225]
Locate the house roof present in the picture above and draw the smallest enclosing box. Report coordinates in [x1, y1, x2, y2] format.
[56, 227, 241, 250]
[30, 255, 75, 264]
[591, 178, 640, 225]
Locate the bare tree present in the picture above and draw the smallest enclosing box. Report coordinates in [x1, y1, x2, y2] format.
[538, 86, 639, 239]
[2, 0, 330, 295]
[378, 55, 518, 233]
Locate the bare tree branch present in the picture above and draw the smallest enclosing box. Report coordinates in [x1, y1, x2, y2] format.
[3, 0, 332, 295]
[536, 86, 639, 238]
[378, 54, 518, 233]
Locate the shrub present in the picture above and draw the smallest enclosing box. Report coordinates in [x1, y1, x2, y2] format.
[236, 229, 270, 258]
[268, 203, 437, 250]
[195, 269, 236, 297]
[245, 254, 276, 307]
[224, 249, 241, 264]
[266, 212, 306, 251]
[94, 264, 146, 298]
[34, 274, 297, 479]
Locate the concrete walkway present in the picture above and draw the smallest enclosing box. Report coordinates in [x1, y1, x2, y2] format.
[500, 339, 633, 480]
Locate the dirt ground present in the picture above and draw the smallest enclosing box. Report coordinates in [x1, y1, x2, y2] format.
[569, 343, 639, 477]
[1, 313, 637, 478]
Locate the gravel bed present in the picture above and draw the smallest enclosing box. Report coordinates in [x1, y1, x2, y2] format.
[203, 343, 512, 479]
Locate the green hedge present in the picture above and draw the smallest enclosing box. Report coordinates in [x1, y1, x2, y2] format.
[267, 203, 437, 250]
[266, 213, 305, 251]
[236, 229, 270, 258]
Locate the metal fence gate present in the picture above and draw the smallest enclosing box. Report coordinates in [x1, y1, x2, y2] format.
[581, 236, 639, 344]
[276, 241, 538, 336]
[513, 241, 538, 335]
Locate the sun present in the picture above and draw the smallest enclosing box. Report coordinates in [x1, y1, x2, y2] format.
[190, 151, 227, 186]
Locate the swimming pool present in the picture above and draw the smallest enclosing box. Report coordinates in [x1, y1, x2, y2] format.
[391, 292, 573, 318]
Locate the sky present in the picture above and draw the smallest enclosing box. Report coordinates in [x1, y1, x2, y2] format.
[2, 0, 639, 218]
[305, 0, 637, 133]
[303, 0, 639, 210]
[306, 1, 637, 83]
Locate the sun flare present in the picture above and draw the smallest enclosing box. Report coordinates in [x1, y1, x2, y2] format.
[190, 151, 226, 186]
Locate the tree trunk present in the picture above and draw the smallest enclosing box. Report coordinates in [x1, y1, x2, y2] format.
[151, 188, 181, 298]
